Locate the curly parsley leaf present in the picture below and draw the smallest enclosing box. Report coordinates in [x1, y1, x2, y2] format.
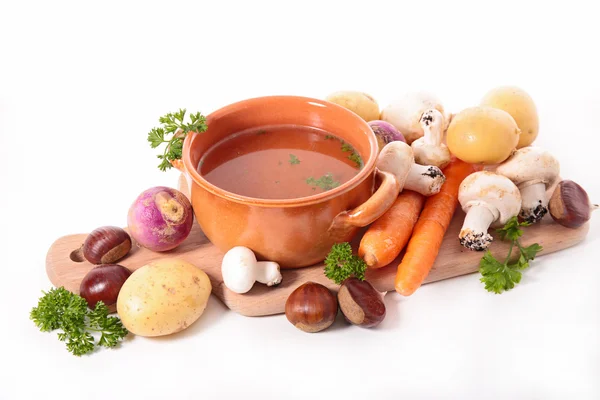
[289, 154, 300, 165]
[30, 287, 128, 356]
[479, 217, 542, 294]
[324, 242, 367, 284]
[306, 173, 340, 191]
[147, 109, 208, 171]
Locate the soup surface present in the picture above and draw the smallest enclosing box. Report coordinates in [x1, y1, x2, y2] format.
[198, 125, 363, 199]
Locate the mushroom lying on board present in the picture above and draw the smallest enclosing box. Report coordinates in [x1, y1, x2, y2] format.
[221, 246, 282, 294]
[411, 109, 451, 168]
[376, 141, 446, 196]
[458, 171, 522, 251]
[495, 147, 560, 223]
[380, 92, 450, 144]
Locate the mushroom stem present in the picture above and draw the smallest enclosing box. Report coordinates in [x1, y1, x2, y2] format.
[421, 109, 444, 146]
[518, 182, 549, 223]
[405, 164, 446, 196]
[459, 204, 497, 251]
[254, 261, 282, 287]
[412, 109, 451, 168]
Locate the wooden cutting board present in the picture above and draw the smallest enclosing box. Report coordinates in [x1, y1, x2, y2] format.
[46, 176, 590, 316]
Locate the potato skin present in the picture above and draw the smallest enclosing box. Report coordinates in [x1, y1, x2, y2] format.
[480, 86, 539, 148]
[325, 91, 379, 122]
[116, 259, 212, 337]
[446, 106, 520, 165]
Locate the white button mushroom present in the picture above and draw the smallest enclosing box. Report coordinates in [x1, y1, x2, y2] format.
[495, 147, 560, 223]
[458, 171, 522, 251]
[411, 109, 451, 169]
[221, 246, 282, 294]
[376, 141, 446, 196]
[380, 92, 450, 144]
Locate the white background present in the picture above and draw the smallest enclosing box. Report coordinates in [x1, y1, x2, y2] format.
[1, 1, 599, 399]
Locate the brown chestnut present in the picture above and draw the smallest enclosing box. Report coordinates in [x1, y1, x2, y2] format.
[338, 278, 386, 328]
[83, 226, 132, 264]
[549, 180, 598, 229]
[285, 282, 338, 333]
[80, 264, 132, 312]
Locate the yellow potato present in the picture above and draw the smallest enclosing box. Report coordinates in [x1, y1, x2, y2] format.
[116, 258, 212, 337]
[325, 91, 379, 122]
[480, 86, 539, 148]
[446, 106, 520, 165]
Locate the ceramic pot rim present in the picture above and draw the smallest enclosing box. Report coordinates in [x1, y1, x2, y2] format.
[182, 95, 379, 208]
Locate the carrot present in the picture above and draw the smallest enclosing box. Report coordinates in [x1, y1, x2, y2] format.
[359, 190, 425, 269]
[395, 159, 477, 296]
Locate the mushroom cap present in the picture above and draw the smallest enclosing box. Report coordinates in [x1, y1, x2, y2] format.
[495, 147, 560, 188]
[221, 246, 257, 294]
[380, 91, 449, 144]
[376, 141, 414, 188]
[459, 171, 522, 226]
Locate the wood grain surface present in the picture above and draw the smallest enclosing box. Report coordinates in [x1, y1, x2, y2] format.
[46, 210, 590, 316]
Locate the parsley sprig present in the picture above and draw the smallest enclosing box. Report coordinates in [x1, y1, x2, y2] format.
[306, 173, 340, 191]
[147, 109, 207, 171]
[30, 287, 128, 356]
[324, 242, 367, 284]
[479, 217, 543, 294]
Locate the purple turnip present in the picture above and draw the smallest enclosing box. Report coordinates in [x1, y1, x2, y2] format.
[368, 120, 406, 152]
[127, 186, 193, 252]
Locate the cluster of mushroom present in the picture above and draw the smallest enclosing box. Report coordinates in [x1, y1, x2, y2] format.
[457, 147, 560, 251]
[324, 87, 564, 253]
[326, 90, 453, 168]
[373, 93, 458, 199]
[325, 90, 456, 196]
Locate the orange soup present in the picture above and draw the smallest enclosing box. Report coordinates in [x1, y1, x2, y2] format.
[198, 125, 363, 199]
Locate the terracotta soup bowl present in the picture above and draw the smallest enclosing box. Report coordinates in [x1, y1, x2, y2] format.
[179, 96, 398, 268]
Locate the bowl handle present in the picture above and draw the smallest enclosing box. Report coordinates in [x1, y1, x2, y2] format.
[172, 159, 192, 201]
[328, 169, 400, 240]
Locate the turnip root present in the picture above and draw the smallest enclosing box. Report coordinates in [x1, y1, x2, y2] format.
[127, 186, 193, 252]
[368, 120, 406, 153]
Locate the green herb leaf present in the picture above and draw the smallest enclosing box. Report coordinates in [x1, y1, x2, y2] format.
[30, 288, 128, 356]
[339, 141, 363, 168]
[148, 109, 208, 171]
[496, 216, 524, 241]
[479, 217, 542, 294]
[147, 127, 165, 148]
[347, 152, 363, 168]
[324, 243, 367, 284]
[289, 154, 300, 165]
[521, 243, 543, 262]
[478, 250, 504, 276]
[341, 142, 353, 153]
[479, 251, 523, 294]
[306, 173, 340, 191]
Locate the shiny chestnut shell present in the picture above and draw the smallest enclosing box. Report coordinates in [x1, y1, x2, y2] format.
[549, 180, 595, 229]
[338, 278, 386, 328]
[285, 282, 338, 333]
[80, 264, 132, 312]
[83, 226, 132, 264]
